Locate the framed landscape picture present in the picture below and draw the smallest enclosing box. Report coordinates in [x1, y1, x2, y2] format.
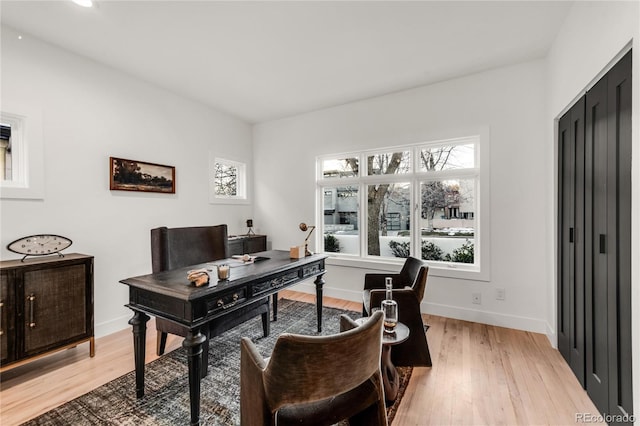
[109, 157, 175, 194]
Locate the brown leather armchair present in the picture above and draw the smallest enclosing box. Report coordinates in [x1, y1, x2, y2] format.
[151, 225, 270, 376]
[240, 310, 387, 426]
[363, 256, 432, 367]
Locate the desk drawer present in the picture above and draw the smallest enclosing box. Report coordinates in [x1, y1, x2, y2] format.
[302, 262, 322, 278]
[253, 270, 300, 296]
[206, 288, 247, 314]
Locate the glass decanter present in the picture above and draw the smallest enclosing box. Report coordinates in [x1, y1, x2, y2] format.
[381, 277, 398, 333]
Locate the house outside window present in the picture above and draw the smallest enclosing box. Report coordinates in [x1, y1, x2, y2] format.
[317, 136, 486, 275]
[0, 112, 25, 188]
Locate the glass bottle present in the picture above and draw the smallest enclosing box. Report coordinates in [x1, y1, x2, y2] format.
[381, 277, 398, 334]
[385, 277, 393, 300]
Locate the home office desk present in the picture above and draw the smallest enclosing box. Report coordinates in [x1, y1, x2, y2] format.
[121, 250, 328, 426]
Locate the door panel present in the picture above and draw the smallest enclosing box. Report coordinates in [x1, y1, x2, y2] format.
[557, 112, 572, 363]
[558, 96, 586, 386]
[606, 50, 633, 420]
[570, 97, 585, 387]
[585, 74, 609, 415]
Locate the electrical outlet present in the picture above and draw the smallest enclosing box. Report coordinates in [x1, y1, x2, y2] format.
[472, 293, 481, 304]
[496, 288, 505, 300]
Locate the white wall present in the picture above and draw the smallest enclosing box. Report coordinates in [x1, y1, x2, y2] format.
[546, 0, 639, 417]
[0, 26, 255, 337]
[254, 59, 549, 333]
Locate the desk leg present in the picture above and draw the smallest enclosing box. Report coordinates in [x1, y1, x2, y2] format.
[272, 293, 278, 321]
[128, 311, 149, 399]
[381, 345, 400, 403]
[183, 329, 207, 426]
[314, 273, 325, 332]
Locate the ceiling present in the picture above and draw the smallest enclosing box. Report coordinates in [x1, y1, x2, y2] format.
[1, 1, 573, 124]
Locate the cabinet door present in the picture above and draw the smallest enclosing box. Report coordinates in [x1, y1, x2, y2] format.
[228, 239, 244, 256]
[22, 263, 88, 356]
[245, 236, 266, 254]
[1, 270, 15, 364]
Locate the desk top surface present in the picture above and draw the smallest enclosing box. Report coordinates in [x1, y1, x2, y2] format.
[120, 250, 327, 301]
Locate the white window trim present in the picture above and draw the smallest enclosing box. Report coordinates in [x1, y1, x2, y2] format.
[0, 107, 44, 200]
[209, 155, 250, 205]
[317, 130, 491, 282]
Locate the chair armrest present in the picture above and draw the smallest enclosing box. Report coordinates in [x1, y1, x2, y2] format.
[339, 313, 359, 332]
[240, 337, 269, 426]
[363, 273, 401, 290]
[369, 288, 418, 311]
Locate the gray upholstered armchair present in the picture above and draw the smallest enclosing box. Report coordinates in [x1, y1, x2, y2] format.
[240, 310, 388, 426]
[150, 225, 270, 376]
[363, 256, 432, 367]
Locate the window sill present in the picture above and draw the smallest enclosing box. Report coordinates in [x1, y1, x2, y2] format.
[209, 197, 250, 205]
[325, 254, 490, 282]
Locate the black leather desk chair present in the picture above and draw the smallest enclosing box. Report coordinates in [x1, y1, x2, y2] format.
[151, 225, 270, 376]
[363, 256, 432, 367]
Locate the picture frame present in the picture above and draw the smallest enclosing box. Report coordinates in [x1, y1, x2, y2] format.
[109, 157, 175, 194]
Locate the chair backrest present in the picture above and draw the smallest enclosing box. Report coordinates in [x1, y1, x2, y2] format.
[399, 257, 429, 301]
[262, 310, 384, 411]
[150, 225, 229, 273]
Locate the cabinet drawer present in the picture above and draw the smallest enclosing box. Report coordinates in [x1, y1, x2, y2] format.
[302, 262, 323, 278]
[206, 288, 247, 315]
[252, 270, 300, 296]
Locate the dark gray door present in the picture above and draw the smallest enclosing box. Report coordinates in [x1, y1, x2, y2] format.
[558, 96, 585, 387]
[584, 50, 632, 422]
[605, 50, 633, 422]
[585, 69, 609, 415]
[559, 50, 632, 423]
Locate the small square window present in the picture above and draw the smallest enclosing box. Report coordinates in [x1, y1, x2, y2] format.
[209, 157, 248, 204]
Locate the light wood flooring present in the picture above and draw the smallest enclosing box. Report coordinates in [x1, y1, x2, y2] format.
[1, 290, 603, 425]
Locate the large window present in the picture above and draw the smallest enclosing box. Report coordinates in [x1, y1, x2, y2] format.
[318, 136, 486, 276]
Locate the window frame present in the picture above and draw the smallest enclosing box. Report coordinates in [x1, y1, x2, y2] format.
[317, 132, 490, 281]
[209, 155, 249, 205]
[0, 108, 44, 200]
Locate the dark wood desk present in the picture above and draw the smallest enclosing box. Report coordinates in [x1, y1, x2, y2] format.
[121, 250, 327, 426]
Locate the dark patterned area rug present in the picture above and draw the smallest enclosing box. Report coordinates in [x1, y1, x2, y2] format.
[22, 299, 411, 425]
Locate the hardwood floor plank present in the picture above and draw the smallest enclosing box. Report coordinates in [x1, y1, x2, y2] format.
[1, 291, 603, 426]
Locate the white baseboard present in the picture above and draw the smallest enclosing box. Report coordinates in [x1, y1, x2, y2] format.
[95, 314, 131, 338]
[290, 282, 363, 304]
[421, 301, 548, 334]
[291, 283, 548, 335]
[545, 322, 557, 348]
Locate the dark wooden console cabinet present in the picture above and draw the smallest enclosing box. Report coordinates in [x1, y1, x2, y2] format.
[228, 234, 266, 256]
[0, 253, 94, 370]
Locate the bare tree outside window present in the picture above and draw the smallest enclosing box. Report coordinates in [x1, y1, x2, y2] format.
[366, 152, 410, 255]
[215, 162, 237, 196]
